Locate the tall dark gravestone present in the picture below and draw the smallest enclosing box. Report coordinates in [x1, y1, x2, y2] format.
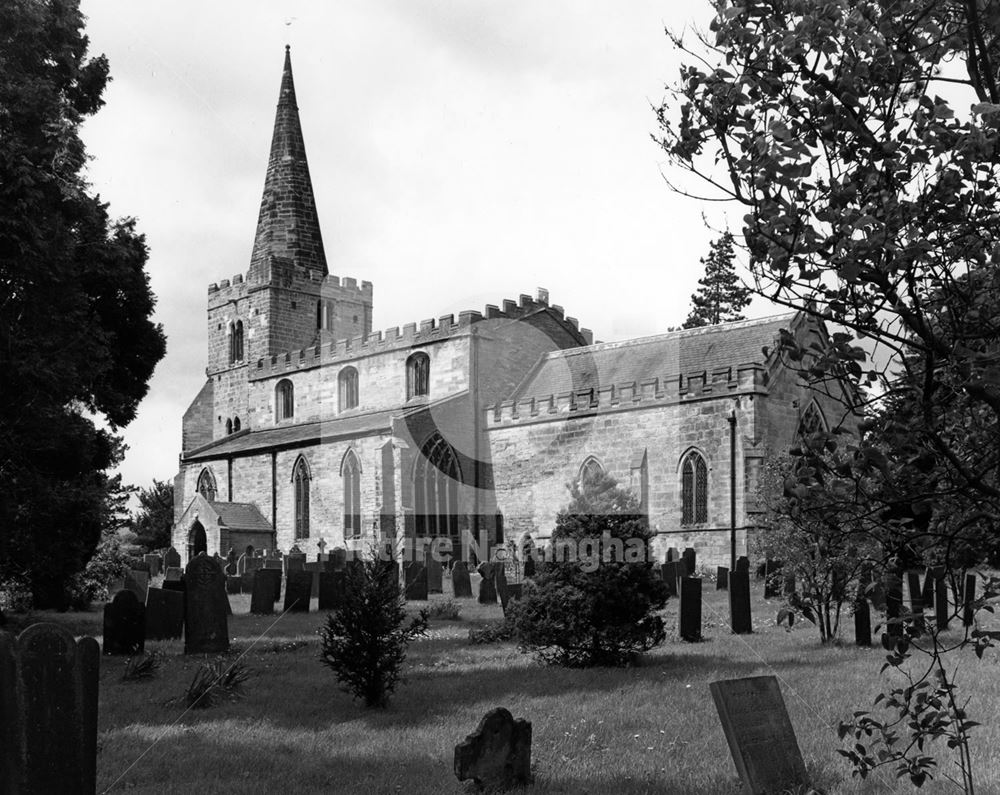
[103, 590, 145, 656]
[143, 553, 162, 577]
[735, 556, 750, 575]
[907, 571, 925, 635]
[935, 570, 949, 631]
[426, 556, 444, 594]
[716, 566, 729, 591]
[661, 561, 678, 597]
[249, 573, 275, 616]
[452, 564, 473, 598]
[226, 575, 242, 595]
[679, 577, 702, 642]
[729, 568, 752, 634]
[145, 587, 184, 640]
[963, 573, 976, 627]
[183, 555, 229, 654]
[283, 571, 313, 613]
[0, 624, 99, 795]
[331, 547, 347, 570]
[125, 569, 149, 604]
[666, 547, 679, 562]
[477, 565, 497, 604]
[285, 553, 306, 573]
[854, 599, 872, 647]
[885, 573, 904, 637]
[522, 556, 536, 579]
[405, 563, 429, 601]
[318, 571, 346, 611]
[681, 547, 696, 577]
[163, 546, 181, 570]
[255, 568, 282, 604]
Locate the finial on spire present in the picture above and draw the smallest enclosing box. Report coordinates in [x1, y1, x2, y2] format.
[285, 44, 290, 52]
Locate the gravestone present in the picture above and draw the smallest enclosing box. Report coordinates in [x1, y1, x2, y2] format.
[679, 577, 702, 642]
[125, 569, 149, 604]
[963, 573, 976, 627]
[454, 707, 532, 790]
[318, 571, 346, 610]
[285, 553, 306, 573]
[143, 553, 162, 578]
[735, 556, 750, 575]
[225, 575, 242, 595]
[249, 573, 275, 616]
[661, 561, 678, 598]
[666, 547, 679, 562]
[145, 587, 184, 640]
[283, 571, 313, 613]
[921, 569, 935, 605]
[854, 598, 872, 647]
[477, 564, 497, 604]
[263, 556, 283, 571]
[405, 563, 429, 601]
[885, 572, 904, 637]
[162, 577, 185, 595]
[452, 564, 473, 598]
[522, 556, 536, 579]
[763, 560, 782, 599]
[103, 590, 145, 656]
[225, 547, 238, 575]
[163, 546, 181, 569]
[495, 565, 510, 609]
[934, 569, 949, 631]
[729, 568, 752, 634]
[710, 675, 809, 795]
[331, 547, 347, 570]
[246, 556, 264, 572]
[240, 571, 255, 594]
[183, 555, 229, 654]
[256, 568, 282, 604]
[0, 623, 99, 794]
[681, 547, 696, 577]
[426, 556, 443, 594]
[164, 566, 183, 582]
[782, 574, 797, 596]
[716, 566, 729, 591]
[907, 571, 925, 634]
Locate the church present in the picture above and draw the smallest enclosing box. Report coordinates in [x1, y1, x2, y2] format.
[172, 48, 849, 568]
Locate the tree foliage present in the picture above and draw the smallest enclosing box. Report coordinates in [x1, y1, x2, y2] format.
[683, 231, 751, 327]
[132, 479, 174, 551]
[508, 470, 668, 667]
[0, 1, 166, 607]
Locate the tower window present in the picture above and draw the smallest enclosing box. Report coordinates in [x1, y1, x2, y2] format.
[338, 366, 359, 411]
[275, 379, 294, 422]
[229, 320, 244, 363]
[406, 352, 430, 400]
[681, 451, 708, 525]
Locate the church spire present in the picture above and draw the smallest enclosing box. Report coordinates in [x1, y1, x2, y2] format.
[247, 46, 328, 282]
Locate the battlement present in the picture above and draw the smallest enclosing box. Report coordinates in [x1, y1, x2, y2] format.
[484, 363, 766, 427]
[208, 267, 373, 298]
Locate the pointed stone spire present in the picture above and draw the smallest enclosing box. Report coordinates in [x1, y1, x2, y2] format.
[247, 46, 328, 282]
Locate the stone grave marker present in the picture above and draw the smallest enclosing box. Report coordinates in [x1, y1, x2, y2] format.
[907, 571, 925, 634]
[666, 547, 679, 562]
[452, 564, 473, 598]
[246, 556, 264, 572]
[921, 568, 935, 605]
[934, 568, 949, 630]
[660, 561, 678, 598]
[426, 556, 443, 594]
[263, 555, 283, 571]
[162, 577, 185, 596]
[143, 553, 162, 578]
[225, 575, 242, 595]
[716, 566, 729, 591]
[285, 552, 306, 573]
[125, 569, 149, 604]
[331, 547, 347, 570]
[729, 567, 752, 634]
[184, 555, 229, 654]
[318, 571, 346, 611]
[477, 563, 497, 604]
[256, 568, 282, 604]
[240, 570, 255, 594]
[0, 623, 99, 794]
[885, 573, 904, 637]
[710, 675, 809, 795]
[735, 555, 750, 575]
[103, 590, 145, 656]
[145, 587, 184, 640]
[405, 563, 429, 601]
[679, 576, 702, 642]
[523, 555, 536, 579]
[963, 573, 976, 627]
[854, 598, 872, 647]
[763, 560, 782, 599]
[681, 547, 696, 577]
[454, 707, 532, 790]
[164, 546, 181, 569]
[283, 570, 313, 613]
[249, 572, 275, 616]
[164, 566, 183, 582]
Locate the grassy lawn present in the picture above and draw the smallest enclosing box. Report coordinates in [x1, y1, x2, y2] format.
[9, 576, 1000, 794]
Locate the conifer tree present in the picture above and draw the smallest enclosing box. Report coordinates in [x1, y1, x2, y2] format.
[682, 232, 750, 328]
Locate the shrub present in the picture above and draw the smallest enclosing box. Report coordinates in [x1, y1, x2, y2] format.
[507, 469, 668, 667]
[66, 529, 134, 610]
[319, 550, 428, 707]
[185, 659, 249, 708]
[468, 619, 513, 645]
[122, 652, 161, 682]
[427, 599, 461, 621]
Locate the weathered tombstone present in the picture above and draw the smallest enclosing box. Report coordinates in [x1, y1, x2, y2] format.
[885, 572, 904, 637]
[103, 590, 145, 655]
[729, 568, 752, 634]
[426, 556, 443, 594]
[164, 566, 183, 582]
[143, 553, 162, 578]
[285, 553, 306, 573]
[249, 573, 275, 616]
[679, 577, 702, 642]
[907, 570, 925, 635]
[963, 573, 976, 627]
[935, 570, 949, 630]
[145, 587, 184, 640]
[681, 547, 696, 577]
[666, 547, 679, 562]
[405, 563, 429, 601]
[782, 573, 796, 596]
[709, 675, 809, 795]
[283, 571, 313, 613]
[318, 571, 346, 610]
[452, 564, 473, 598]
[163, 546, 181, 569]
[263, 555, 283, 571]
[661, 561, 678, 598]
[256, 568, 282, 604]
[246, 556, 264, 573]
[225, 575, 242, 595]
[477, 564, 497, 604]
[522, 556, 536, 579]
[183, 555, 229, 654]
[921, 569, 935, 605]
[454, 707, 532, 790]
[125, 569, 149, 604]
[240, 570, 255, 594]
[735, 555, 750, 574]
[0, 623, 99, 794]
[162, 576, 185, 595]
[763, 560, 782, 599]
[854, 598, 872, 647]
[716, 565, 729, 591]
[331, 547, 347, 570]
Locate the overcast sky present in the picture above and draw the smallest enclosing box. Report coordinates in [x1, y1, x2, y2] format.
[77, 1, 775, 491]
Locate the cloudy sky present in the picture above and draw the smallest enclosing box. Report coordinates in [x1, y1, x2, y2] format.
[77, 1, 773, 490]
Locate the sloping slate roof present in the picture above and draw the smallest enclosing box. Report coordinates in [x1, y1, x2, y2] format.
[208, 502, 272, 532]
[513, 312, 797, 401]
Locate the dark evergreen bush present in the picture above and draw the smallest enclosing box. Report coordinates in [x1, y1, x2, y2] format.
[508, 470, 668, 666]
[319, 550, 428, 707]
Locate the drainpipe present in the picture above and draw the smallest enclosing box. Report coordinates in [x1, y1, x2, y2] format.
[729, 407, 737, 571]
[271, 450, 277, 552]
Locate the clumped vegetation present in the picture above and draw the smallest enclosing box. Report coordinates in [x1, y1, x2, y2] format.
[468, 619, 513, 645]
[185, 658, 250, 709]
[427, 599, 462, 621]
[320, 551, 428, 707]
[122, 652, 162, 682]
[508, 470, 668, 667]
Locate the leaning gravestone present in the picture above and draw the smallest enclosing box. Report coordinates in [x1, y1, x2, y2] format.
[0, 623, 99, 794]
[729, 567, 752, 634]
[452, 564, 473, 598]
[710, 675, 809, 795]
[661, 561, 678, 598]
[318, 571, 346, 611]
[679, 577, 702, 642]
[184, 555, 229, 654]
[854, 598, 872, 647]
[716, 566, 729, 591]
[249, 572, 275, 616]
[163, 546, 181, 570]
[405, 563, 429, 601]
[103, 590, 145, 656]
[145, 587, 184, 640]
[143, 553, 162, 578]
[125, 569, 149, 604]
[164, 566, 183, 582]
[283, 570, 313, 613]
[454, 707, 532, 790]
[426, 556, 443, 594]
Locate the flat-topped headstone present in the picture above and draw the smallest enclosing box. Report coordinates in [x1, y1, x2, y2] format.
[854, 598, 872, 647]
[729, 568, 752, 634]
[255, 568, 282, 604]
[249, 572, 275, 615]
[451, 564, 473, 598]
[716, 566, 729, 591]
[710, 675, 808, 795]
[681, 547, 696, 577]
[285, 553, 306, 573]
[263, 556, 283, 571]
[163, 547, 181, 569]
[454, 707, 532, 790]
[143, 554, 162, 578]
[184, 555, 229, 654]
[318, 571, 346, 610]
[103, 590, 145, 655]
[405, 563, 428, 601]
[283, 570, 313, 613]
[125, 569, 149, 604]
[0, 623, 99, 794]
[426, 556, 443, 593]
[660, 561, 678, 597]
[679, 576, 702, 642]
[145, 587, 184, 640]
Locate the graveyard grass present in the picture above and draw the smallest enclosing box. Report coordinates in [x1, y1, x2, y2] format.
[13, 579, 1000, 794]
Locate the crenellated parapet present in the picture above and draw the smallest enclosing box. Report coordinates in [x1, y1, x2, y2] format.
[484, 363, 767, 427]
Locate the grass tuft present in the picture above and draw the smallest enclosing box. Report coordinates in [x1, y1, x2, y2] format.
[122, 652, 161, 682]
[185, 658, 250, 709]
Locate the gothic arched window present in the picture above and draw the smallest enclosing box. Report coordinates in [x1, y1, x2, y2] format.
[406, 352, 430, 400]
[275, 379, 294, 422]
[798, 402, 826, 437]
[579, 457, 605, 490]
[197, 468, 217, 502]
[414, 433, 460, 542]
[342, 449, 362, 537]
[225, 418, 233, 435]
[681, 451, 708, 525]
[339, 366, 359, 411]
[292, 456, 310, 539]
[233, 416, 241, 432]
[230, 320, 244, 363]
